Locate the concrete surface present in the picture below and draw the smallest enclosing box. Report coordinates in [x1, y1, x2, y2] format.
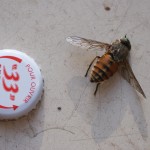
[0, 0, 150, 149]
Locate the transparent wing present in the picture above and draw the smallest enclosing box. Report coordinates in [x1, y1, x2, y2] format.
[66, 36, 111, 51]
[119, 59, 146, 98]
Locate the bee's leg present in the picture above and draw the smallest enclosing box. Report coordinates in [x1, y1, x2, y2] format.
[85, 56, 100, 77]
[94, 83, 101, 96]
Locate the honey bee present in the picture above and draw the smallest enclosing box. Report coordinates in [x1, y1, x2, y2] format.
[66, 36, 146, 98]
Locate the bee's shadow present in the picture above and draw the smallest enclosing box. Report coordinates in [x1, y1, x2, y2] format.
[67, 74, 148, 143]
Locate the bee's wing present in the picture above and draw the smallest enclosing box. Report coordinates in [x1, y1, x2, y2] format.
[66, 36, 111, 51]
[119, 59, 146, 98]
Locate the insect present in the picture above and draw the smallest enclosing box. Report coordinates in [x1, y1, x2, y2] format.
[66, 35, 146, 98]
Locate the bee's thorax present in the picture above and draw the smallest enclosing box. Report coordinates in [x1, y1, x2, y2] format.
[110, 40, 130, 62]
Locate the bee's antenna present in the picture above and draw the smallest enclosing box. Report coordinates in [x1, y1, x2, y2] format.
[125, 34, 127, 38]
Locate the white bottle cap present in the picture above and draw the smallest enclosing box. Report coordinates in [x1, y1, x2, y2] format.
[0, 49, 44, 120]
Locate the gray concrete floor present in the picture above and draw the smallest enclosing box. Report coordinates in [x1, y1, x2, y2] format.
[0, 0, 150, 149]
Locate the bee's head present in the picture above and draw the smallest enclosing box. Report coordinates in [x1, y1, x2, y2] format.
[120, 35, 131, 50]
[111, 35, 131, 62]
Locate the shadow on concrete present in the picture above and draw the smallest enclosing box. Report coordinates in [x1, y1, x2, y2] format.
[67, 75, 147, 143]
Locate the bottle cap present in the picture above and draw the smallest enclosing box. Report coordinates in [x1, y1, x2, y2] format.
[0, 49, 44, 120]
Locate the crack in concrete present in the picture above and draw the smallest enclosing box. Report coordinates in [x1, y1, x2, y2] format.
[64, 82, 89, 127]
[32, 127, 75, 138]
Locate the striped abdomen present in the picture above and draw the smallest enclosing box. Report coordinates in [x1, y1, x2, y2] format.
[90, 54, 118, 82]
